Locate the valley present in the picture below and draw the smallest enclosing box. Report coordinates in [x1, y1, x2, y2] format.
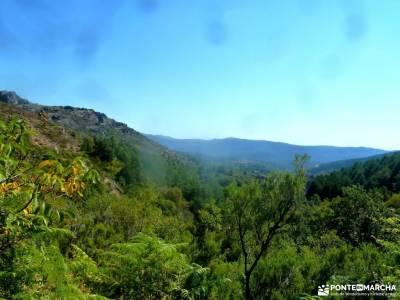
[1, 91, 399, 299]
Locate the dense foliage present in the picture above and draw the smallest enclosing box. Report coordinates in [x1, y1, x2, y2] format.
[308, 152, 400, 199]
[1, 118, 400, 299]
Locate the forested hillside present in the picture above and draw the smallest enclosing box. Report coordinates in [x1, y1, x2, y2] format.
[147, 134, 387, 170]
[308, 152, 400, 199]
[308, 152, 391, 175]
[0, 91, 196, 187]
[1, 94, 400, 299]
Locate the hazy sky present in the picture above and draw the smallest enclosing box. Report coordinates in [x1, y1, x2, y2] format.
[1, 0, 399, 149]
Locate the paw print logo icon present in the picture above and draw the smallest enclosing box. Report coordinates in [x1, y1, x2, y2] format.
[318, 285, 330, 296]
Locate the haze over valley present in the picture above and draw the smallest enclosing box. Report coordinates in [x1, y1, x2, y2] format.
[2, 1, 400, 299]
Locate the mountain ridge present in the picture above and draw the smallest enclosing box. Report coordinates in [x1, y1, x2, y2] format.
[0, 90, 389, 172]
[147, 134, 389, 170]
[0, 90, 192, 186]
[148, 134, 385, 150]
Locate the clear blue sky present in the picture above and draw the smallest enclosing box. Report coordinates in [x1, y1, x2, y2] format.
[1, 0, 399, 149]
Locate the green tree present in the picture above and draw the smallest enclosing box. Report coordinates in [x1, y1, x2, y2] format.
[330, 185, 386, 245]
[226, 156, 307, 300]
[377, 216, 400, 296]
[251, 241, 321, 300]
[99, 233, 209, 299]
[0, 118, 100, 298]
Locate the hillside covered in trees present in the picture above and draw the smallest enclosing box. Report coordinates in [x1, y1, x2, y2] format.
[308, 152, 400, 199]
[147, 134, 387, 170]
[1, 93, 400, 299]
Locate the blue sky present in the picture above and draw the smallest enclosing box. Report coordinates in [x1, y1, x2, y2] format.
[1, 0, 399, 149]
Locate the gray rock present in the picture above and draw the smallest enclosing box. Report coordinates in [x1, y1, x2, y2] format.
[0, 91, 30, 105]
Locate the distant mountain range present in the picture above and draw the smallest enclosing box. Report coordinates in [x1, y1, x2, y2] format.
[147, 134, 390, 170]
[0, 90, 391, 173]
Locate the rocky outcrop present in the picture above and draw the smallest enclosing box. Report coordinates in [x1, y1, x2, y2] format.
[0, 90, 187, 185]
[0, 90, 136, 137]
[0, 91, 30, 105]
